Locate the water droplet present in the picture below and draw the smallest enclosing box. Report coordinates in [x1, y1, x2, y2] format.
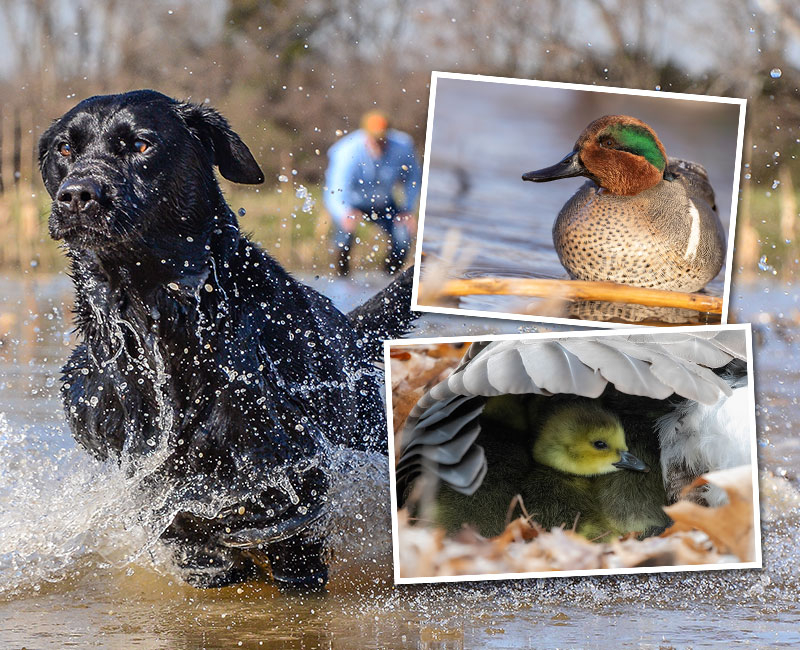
[238, 207, 246, 217]
[277, 174, 289, 182]
[758, 255, 778, 275]
[770, 68, 782, 79]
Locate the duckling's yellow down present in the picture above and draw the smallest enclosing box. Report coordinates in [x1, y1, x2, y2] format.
[432, 397, 665, 541]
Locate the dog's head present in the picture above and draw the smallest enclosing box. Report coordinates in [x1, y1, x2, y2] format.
[39, 90, 264, 251]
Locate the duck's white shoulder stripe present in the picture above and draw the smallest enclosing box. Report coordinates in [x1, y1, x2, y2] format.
[684, 201, 701, 260]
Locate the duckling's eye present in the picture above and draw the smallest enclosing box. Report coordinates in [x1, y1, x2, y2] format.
[133, 140, 150, 154]
[57, 142, 72, 157]
[592, 440, 608, 450]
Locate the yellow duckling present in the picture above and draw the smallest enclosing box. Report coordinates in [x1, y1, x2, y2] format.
[522, 115, 726, 292]
[432, 399, 652, 541]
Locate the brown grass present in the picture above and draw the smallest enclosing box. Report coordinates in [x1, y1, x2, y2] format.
[0, 182, 398, 274]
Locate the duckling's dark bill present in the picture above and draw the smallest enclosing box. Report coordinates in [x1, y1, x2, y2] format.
[522, 150, 584, 182]
[613, 450, 649, 472]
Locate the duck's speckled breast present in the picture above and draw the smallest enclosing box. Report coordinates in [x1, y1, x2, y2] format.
[552, 163, 725, 292]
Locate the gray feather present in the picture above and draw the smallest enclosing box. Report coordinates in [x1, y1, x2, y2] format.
[434, 444, 487, 494]
[403, 408, 484, 455]
[628, 333, 734, 367]
[560, 339, 673, 400]
[593, 337, 732, 404]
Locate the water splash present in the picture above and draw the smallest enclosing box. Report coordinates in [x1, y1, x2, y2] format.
[0, 402, 393, 597]
[0, 414, 169, 595]
[321, 444, 392, 567]
[295, 185, 316, 213]
[758, 255, 778, 275]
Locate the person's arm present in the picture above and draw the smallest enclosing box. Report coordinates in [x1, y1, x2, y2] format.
[396, 140, 422, 214]
[324, 140, 360, 227]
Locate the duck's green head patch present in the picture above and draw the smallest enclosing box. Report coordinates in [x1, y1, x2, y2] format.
[598, 124, 667, 172]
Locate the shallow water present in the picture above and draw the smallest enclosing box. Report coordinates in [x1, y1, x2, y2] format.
[1, 272, 799, 648]
[418, 78, 738, 325]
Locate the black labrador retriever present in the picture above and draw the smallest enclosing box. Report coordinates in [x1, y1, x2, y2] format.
[39, 90, 416, 588]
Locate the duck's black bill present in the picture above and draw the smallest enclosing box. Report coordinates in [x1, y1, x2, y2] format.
[522, 150, 584, 182]
[613, 450, 649, 473]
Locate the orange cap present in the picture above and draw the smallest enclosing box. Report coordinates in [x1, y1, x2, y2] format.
[361, 110, 389, 138]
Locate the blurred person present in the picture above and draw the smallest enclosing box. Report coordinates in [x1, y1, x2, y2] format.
[324, 110, 422, 275]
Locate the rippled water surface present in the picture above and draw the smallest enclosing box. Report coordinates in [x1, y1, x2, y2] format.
[1, 272, 799, 649]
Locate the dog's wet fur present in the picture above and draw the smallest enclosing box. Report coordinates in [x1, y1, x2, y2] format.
[39, 90, 416, 588]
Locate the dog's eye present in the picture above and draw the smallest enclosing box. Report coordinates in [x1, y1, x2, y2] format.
[58, 143, 72, 157]
[133, 140, 149, 154]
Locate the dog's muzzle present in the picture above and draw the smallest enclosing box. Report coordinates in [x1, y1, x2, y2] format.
[57, 177, 103, 217]
[50, 176, 108, 243]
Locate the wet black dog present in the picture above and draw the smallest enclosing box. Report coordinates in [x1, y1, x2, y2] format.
[39, 90, 415, 588]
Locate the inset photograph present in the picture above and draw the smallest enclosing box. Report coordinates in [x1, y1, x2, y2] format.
[387, 326, 759, 583]
[412, 73, 746, 326]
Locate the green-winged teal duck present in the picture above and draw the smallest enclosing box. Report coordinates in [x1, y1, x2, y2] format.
[522, 115, 726, 292]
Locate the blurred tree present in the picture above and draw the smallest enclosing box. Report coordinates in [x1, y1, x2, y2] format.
[0, 0, 799, 275]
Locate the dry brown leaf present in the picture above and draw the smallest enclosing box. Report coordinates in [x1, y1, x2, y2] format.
[397, 499, 740, 579]
[389, 344, 468, 434]
[426, 343, 470, 360]
[663, 465, 755, 562]
[492, 516, 541, 548]
[392, 383, 426, 446]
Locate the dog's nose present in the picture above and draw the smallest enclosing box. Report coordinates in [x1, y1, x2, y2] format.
[57, 178, 102, 215]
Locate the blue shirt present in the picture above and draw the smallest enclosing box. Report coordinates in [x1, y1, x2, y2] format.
[323, 129, 422, 226]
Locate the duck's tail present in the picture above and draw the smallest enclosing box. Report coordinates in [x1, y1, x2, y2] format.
[348, 266, 419, 359]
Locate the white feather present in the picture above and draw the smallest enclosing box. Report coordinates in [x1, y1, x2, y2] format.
[656, 386, 751, 506]
[684, 202, 701, 259]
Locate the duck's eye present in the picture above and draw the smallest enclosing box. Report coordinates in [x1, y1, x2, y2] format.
[133, 140, 149, 154]
[602, 138, 615, 147]
[592, 440, 608, 450]
[58, 143, 72, 157]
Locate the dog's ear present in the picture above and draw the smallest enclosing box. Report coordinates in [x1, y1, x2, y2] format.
[37, 123, 60, 196]
[38, 127, 53, 170]
[178, 102, 265, 185]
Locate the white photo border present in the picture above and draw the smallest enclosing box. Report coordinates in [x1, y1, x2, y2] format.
[385, 323, 761, 584]
[410, 71, 748, 329]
